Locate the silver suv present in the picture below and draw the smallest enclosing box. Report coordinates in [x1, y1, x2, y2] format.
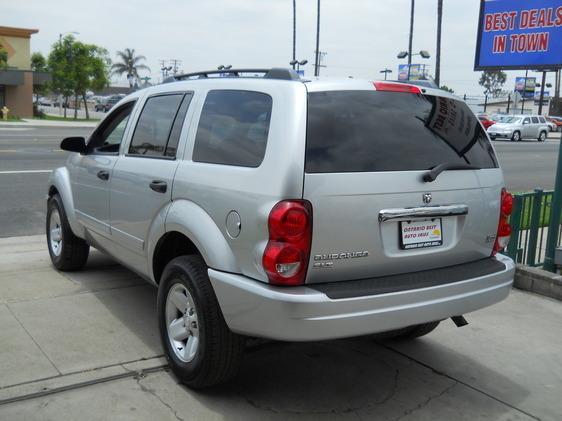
[487, 114, 550, 142]
[46, 68, 515, 388]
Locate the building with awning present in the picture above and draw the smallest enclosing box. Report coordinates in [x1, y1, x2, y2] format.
[0, 26, 50, 118]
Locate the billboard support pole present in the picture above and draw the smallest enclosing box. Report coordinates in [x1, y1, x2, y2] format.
[521, 70, 528, 114]
[506, 94, 511, 114]
[538, 71, 547, 115]
[407, 0, 415, 80]
[484, 94, 488, 112]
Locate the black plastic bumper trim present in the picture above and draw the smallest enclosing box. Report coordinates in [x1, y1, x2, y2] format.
[309, 258, 507, 299]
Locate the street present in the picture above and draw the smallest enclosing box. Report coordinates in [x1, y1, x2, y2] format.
[0, 126, 561, 238]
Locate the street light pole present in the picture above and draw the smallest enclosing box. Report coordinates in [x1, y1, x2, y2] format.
[314, 0, 321, 77]
[407, 0, 415, 81]
[292, 0, 297, 69]
[435, 0, 443, 87]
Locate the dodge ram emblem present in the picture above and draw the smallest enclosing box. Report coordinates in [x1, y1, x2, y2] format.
[423, 193, 432, 204]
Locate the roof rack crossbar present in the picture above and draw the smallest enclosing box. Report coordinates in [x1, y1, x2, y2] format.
[163, 68, 301, 83]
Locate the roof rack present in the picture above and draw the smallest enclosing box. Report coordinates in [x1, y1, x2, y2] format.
[163, 67, 301, 83]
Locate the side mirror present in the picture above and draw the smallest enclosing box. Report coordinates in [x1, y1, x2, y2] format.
[60, 137, 87, 154]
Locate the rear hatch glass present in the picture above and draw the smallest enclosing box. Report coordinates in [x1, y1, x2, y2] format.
[306, 90, 498, 173]
[303, 90, 502, 284]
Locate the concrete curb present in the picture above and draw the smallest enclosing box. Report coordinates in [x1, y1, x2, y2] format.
[0, 119, 97, 129]
[514, 264, 562, 301]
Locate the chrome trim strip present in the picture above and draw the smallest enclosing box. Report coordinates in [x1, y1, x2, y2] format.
[378, 204, 468, 222]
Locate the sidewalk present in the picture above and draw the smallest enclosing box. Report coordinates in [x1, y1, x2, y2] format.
[0, 119, 98, 128]
[0, 235, 561, 420]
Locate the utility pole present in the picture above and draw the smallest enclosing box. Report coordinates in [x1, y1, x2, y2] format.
[435, 0, 443, 87]
[538, 70, 547, 115]
[292, 0, 296, 69]
[521, 69, 528, 114]
[314, 0, 321, 77]
[407, 0, 415, 81]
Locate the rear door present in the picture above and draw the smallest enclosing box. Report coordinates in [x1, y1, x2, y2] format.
[303, 86, 502, 283]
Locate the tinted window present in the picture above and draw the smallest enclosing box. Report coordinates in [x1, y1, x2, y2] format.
[193, 90, 272, 167]
[88, 101, 135, 154]
[165, 94, 192, 158]
[523, 118, 531, 124]
[306, 91, 498, 173]
[531, 117, 539, 123]
[539, 117, 546, 123]
[129, 94, 184, 157]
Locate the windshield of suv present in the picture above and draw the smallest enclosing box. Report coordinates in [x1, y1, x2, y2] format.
[505, 117, 521, 124]
[306, 91, 498, 173]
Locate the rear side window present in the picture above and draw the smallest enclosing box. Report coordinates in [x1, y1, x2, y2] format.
[129, 94, 185, 157]
[539, 117, 546, 123]
[306, 91, 498, 173]
[193, 90, 272, 167]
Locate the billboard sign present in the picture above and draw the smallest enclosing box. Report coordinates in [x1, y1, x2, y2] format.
[397, 64, 424, 81]
[515, 76, 536, 98]
[475, 0, 562, 70]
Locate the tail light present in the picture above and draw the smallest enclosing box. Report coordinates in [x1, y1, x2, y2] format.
[373, 81, 422, 94]
[492, 188, 513, 256]
[262, 200, 312, 285]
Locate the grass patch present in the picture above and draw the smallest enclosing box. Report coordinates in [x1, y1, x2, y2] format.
[512, 194, 552, 230]
[0, 115, 23, 122]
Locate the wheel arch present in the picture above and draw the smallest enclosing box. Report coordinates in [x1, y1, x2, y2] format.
[48, 167, 85, 239]
[149, 199, 240, 284]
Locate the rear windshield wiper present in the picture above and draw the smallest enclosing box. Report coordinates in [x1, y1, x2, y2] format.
[423, 162, 480, 182]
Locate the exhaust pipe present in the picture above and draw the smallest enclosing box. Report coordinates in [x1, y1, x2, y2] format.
[451, 315, 468, 327]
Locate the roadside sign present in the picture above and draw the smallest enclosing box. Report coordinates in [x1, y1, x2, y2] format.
[474, 0, 562, 70]
[515, 76, 536, 98]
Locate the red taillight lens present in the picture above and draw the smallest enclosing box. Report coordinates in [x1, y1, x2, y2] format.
[493, 188, 513, 256]
[373, 81, 422, 94]
[263, 200, 312, 286]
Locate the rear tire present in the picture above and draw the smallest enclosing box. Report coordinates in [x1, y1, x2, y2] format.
[489, 136, 496, 141]
[538, 131, 547, 142]
[157, 255, 245, 389]
[511, 131, 521, 142]
[373, 321, 440, 341]
[46, 194, 89, 271]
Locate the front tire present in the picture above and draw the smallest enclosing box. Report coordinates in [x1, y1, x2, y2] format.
[157, 256, 245, 389]
[538, 131, 547, 142]
[46, 194, 89, 271]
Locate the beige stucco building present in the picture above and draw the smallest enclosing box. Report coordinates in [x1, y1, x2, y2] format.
[0, 26, 49, 118]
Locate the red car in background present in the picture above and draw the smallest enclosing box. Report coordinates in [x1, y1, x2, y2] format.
[546, 116, 562, 132]
[478, 115, 495, 129]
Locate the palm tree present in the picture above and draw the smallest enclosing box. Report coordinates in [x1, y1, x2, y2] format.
[111, 48, 150, 88]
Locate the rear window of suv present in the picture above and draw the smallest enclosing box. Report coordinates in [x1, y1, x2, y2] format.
[306, 91, 498, 173]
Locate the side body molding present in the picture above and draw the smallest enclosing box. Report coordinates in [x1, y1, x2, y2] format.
[154, 199, 240, 277]
[48, 167, 85, 239]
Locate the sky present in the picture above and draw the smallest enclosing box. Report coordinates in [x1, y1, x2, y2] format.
[2, 0, 559, 97]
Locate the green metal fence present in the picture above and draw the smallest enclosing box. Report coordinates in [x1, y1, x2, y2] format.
[505, 189, 557, 267]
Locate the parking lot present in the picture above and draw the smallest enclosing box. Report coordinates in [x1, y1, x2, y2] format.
[0, 235, 561, 420]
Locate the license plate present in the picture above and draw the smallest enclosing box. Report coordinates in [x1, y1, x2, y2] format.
[400, 219, 443, 250]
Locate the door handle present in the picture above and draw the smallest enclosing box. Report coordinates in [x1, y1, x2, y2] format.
[97, 170, 109, 181]
[149, 180, 167, 193]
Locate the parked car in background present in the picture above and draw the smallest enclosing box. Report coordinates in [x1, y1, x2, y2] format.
[37, 97, 53, 107]
[546, 116, 562, 132]
[487, 115, 550, 141]
[478, 115, 495, 129]
[95, 95, 125, 112]
[47, 69, 515, 388]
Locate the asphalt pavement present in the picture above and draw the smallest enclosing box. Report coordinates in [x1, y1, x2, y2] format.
[0, 126, 560, 238]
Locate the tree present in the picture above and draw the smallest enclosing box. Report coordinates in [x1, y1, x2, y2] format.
[111, 48, 150, 88]
[48, 35, 110, 119]
[0, 43, 7, 70]
[479, 70, 507, 97]
[31, 52, 48, 102]
[440, 85, 454, 93]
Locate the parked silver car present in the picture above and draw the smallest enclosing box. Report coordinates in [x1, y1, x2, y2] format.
[46, 68, 515, 388]
[487, 115, 550, 141]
